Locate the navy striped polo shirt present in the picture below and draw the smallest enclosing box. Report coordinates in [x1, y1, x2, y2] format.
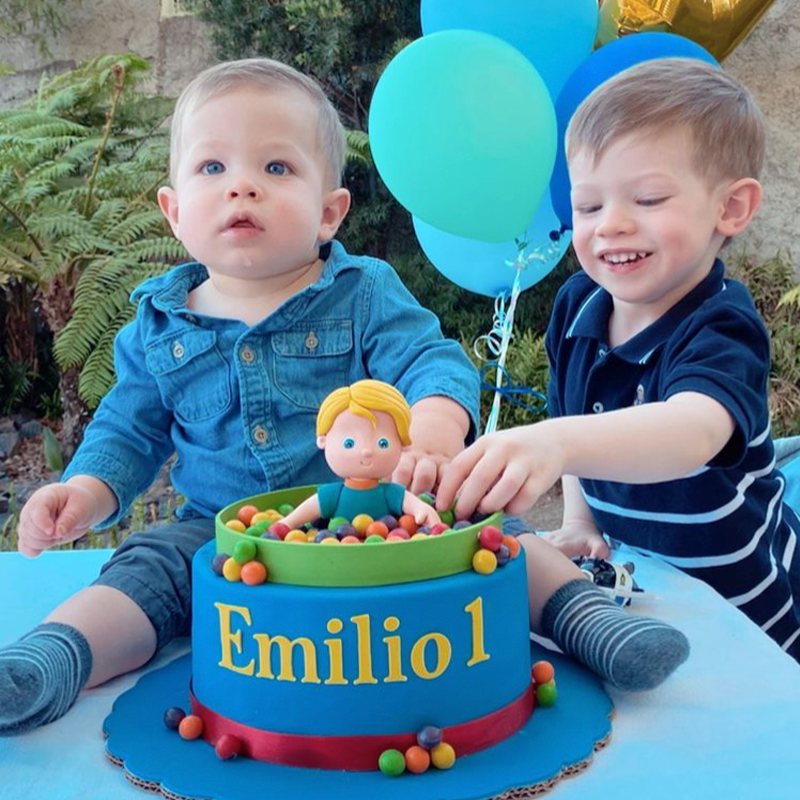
[546, 259, 800, 660]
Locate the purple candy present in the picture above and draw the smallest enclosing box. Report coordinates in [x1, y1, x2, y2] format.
[314, 529, 336, 543]
[163, 706, 186, 730]
[336, 524, 357, 539]
[211, 553, 228, 576]
[416, 724, 443, 750]
[496, 544, 511, 567]
[260, 531, 280, 540]
[379, 515, 398, 530]
[452, 520, 472, 530]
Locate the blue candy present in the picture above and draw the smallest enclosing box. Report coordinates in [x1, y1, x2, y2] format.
[211, 553, 228, 576]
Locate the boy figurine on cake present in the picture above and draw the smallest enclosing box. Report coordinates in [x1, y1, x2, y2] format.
[281, 380, 441, 530]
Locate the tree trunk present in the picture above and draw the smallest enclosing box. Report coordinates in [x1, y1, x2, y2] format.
[39, 276, 87, 464]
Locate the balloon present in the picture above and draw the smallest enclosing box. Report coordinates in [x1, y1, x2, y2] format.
[596, 0, 777, 62]
[369, 30, 556, 243]
[413, 191, 571, 298]
[550, 33, 718, 229]
[420, 0, 599, 98]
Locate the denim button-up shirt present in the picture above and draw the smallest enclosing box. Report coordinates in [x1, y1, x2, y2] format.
[63, 241, 480, 525]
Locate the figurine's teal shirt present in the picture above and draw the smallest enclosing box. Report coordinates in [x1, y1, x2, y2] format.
[63, 241, 479, 525]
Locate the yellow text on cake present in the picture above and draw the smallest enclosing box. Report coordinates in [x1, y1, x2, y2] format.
[214, 596, 490, 684]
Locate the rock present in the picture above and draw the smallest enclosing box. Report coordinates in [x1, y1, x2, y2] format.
[0, 417, 16, 434]
[0, 431, 20, 459]
[12, 410, 36, 427]
[18, 420, 42, 439]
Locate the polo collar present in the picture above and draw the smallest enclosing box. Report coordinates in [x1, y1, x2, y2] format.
[566, 259, 727, 364]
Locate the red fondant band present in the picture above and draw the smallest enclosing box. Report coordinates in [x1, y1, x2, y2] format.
[190, 684, 535, 770]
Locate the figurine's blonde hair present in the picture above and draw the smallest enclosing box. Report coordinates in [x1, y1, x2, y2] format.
[566, 58, 766, 185]
[317, 380, 411, 445]
[168, 57, 346, 188]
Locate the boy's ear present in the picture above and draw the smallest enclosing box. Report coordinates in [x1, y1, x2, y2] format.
[316, 435, 327, 450]
[157, 186, 180, 237]
[318, 188, 351, 243]
[716, 178, 762, 238]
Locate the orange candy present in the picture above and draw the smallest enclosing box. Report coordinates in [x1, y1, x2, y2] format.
[178, 714, 204, 740]
[284, 530, 308, 544]
[241, 561, 268, 585]
[398, 515, 418, 535]
[340, 535, 361, 545]
[237, 505, 259, 526]
[502, 535, 521, 559]
[532, 660, 555, 685]
[404, 745, 431, 774]
[365, 521, 390, 539]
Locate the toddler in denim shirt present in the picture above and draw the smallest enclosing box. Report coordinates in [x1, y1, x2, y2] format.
[2, 58, 479, 733]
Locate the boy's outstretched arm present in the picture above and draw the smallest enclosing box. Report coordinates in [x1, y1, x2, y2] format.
[436, 391, 734, 519]
[541, 475, 610, 559]
[391, 396, 470, 495]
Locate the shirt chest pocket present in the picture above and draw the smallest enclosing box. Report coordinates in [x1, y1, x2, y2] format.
[272, 321, 353, 410]
[145, 330, 232, 423]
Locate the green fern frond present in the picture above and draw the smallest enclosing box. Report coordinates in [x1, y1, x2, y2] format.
[345, 128, 372, 168]
[104, 209, 165, 244]
[780, 284, 800, 309]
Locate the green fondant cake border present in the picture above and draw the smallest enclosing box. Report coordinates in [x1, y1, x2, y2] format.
[215, 485, 503, 587]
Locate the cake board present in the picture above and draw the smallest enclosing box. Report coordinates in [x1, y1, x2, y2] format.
[103, 644, 613, 800]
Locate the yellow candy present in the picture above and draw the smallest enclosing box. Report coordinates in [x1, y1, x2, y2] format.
[411, 532, 429, 540]
[225, 520, 246, 533]
[250, 511, 272, 525]
[320, 537, 340, 545]
[265, 508, 282, 519]
[306, 529, 318, 541]
[285, 530, 308, 544]
[472, 549, 498, 575]
[222, 557, 242, 582]
[351, 514, 374, 536]
[431, 742, 456, 769]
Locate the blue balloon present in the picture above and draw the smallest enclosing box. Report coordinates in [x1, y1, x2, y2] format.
[413, 191, 571, 298]
[550, 33, 719, 229]
[420, 0, 598, 98]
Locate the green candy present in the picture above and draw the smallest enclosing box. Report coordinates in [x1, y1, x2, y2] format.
[244, 525, 260, 537]
[365, 535, 385, 544]
[440, 509, 455, 526]
[418, 492, 435, 506]
[378, 748, 406, 777]
[254, 520, 272, 532]
[233, 539, 257, 564]
[329, 516, 349, 531]
[277, 503, 295, 516]
[536, 681, 557, 707]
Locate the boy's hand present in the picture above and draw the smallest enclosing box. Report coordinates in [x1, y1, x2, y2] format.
[18, 482, 107, 558]
[391, 450, 447, 495]
[542, 521, 610, 560]
[436, 424, 565, 520]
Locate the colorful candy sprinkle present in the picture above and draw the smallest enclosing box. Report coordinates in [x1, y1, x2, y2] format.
[351, 514, 374, 536]
[237, 505, 259, 527]
[416, 724, 443, 750]
[225, 519, 246, 533]
[215, 733, 242, 760]
[472, 549, 498, 575]
[222, 558, 242, 582]
[163, 707, 186, 730]
[536, 681, 557, 707]
[241, 561, 268, 585]
[532, 660, 555, 685]
[233, 539, 257, 564]
[211, 553, 229, 576]
[178, 714, 204, 740]
[502, 535, 521, 559]
[404, 745, 431, 774]
[478, 525, 503, 552]
[284, 529, 308, 544]
[378, 748, 406, 776]
[430, 742, 456, 769]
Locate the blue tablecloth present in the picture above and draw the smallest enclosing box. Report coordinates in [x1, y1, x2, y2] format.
[1, 546, 799, 800]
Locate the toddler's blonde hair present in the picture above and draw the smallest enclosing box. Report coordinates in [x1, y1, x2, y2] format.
[566, 58, 765, 185]
[168, 57, 345, 188]
[317, 380, 412, 445]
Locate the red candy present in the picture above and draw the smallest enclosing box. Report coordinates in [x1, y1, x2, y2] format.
[269, 522, 290, 540]
[429, 523, 450, 536]
[388, 528, 410, 540]
[237, 504, 259, 527]
[215, 733, 242, 760]
[478, 525, 503, 552]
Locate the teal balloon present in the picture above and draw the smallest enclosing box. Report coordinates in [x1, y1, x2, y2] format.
[420, 0, 599, 99]
[413, 191, 571, 298]
[369, 30, 557, 243]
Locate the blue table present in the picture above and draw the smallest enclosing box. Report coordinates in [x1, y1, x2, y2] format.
[1, 546, 799, 800]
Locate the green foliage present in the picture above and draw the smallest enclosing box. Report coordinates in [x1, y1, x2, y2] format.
[41, 425, 64, 472]
[0, 356, 34, 413]
[728, 250, 800, 437]
[0, 54, 185, 408]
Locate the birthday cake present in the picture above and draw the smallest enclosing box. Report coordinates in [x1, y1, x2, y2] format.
[181, 486, 537, 771]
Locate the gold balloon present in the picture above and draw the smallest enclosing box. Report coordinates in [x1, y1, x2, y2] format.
[597, 0, 777, 61]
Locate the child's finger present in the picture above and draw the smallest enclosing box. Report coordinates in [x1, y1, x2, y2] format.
[22, 500, 58, 538]
[391, 452, 415, 488]
[477, 463, 530, 516]
[18, 539, 44, 559]
[436, 442, 485, 511]
[452, 452, 505, 520]
[409, 457, 437, 495]
[587, 537, 611, 560]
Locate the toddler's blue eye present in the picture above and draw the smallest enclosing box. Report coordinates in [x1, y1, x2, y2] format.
[342, 438, 355, 450]
[202, 160, 225, 175]
[267, 162, 287, 176]
[377, 438, 390, 450]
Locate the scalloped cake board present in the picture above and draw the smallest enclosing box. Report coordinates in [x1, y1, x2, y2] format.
[103, 644, 613, 800]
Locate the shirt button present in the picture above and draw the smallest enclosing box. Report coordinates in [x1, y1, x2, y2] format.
[598, 347, 607, 357]
[253, 425, 269, 445]
[592, 402, 604, 414]
[305, 332, 319, 350]
[240, 345, 255, 364]
[172, 341, 185, 359]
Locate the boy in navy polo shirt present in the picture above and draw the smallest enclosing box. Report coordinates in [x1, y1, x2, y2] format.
[437, 59, 800, 663]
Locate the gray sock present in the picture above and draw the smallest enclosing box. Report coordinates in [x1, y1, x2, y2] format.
[541, 579, 689, 691]
[0, 622, 92, 735]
